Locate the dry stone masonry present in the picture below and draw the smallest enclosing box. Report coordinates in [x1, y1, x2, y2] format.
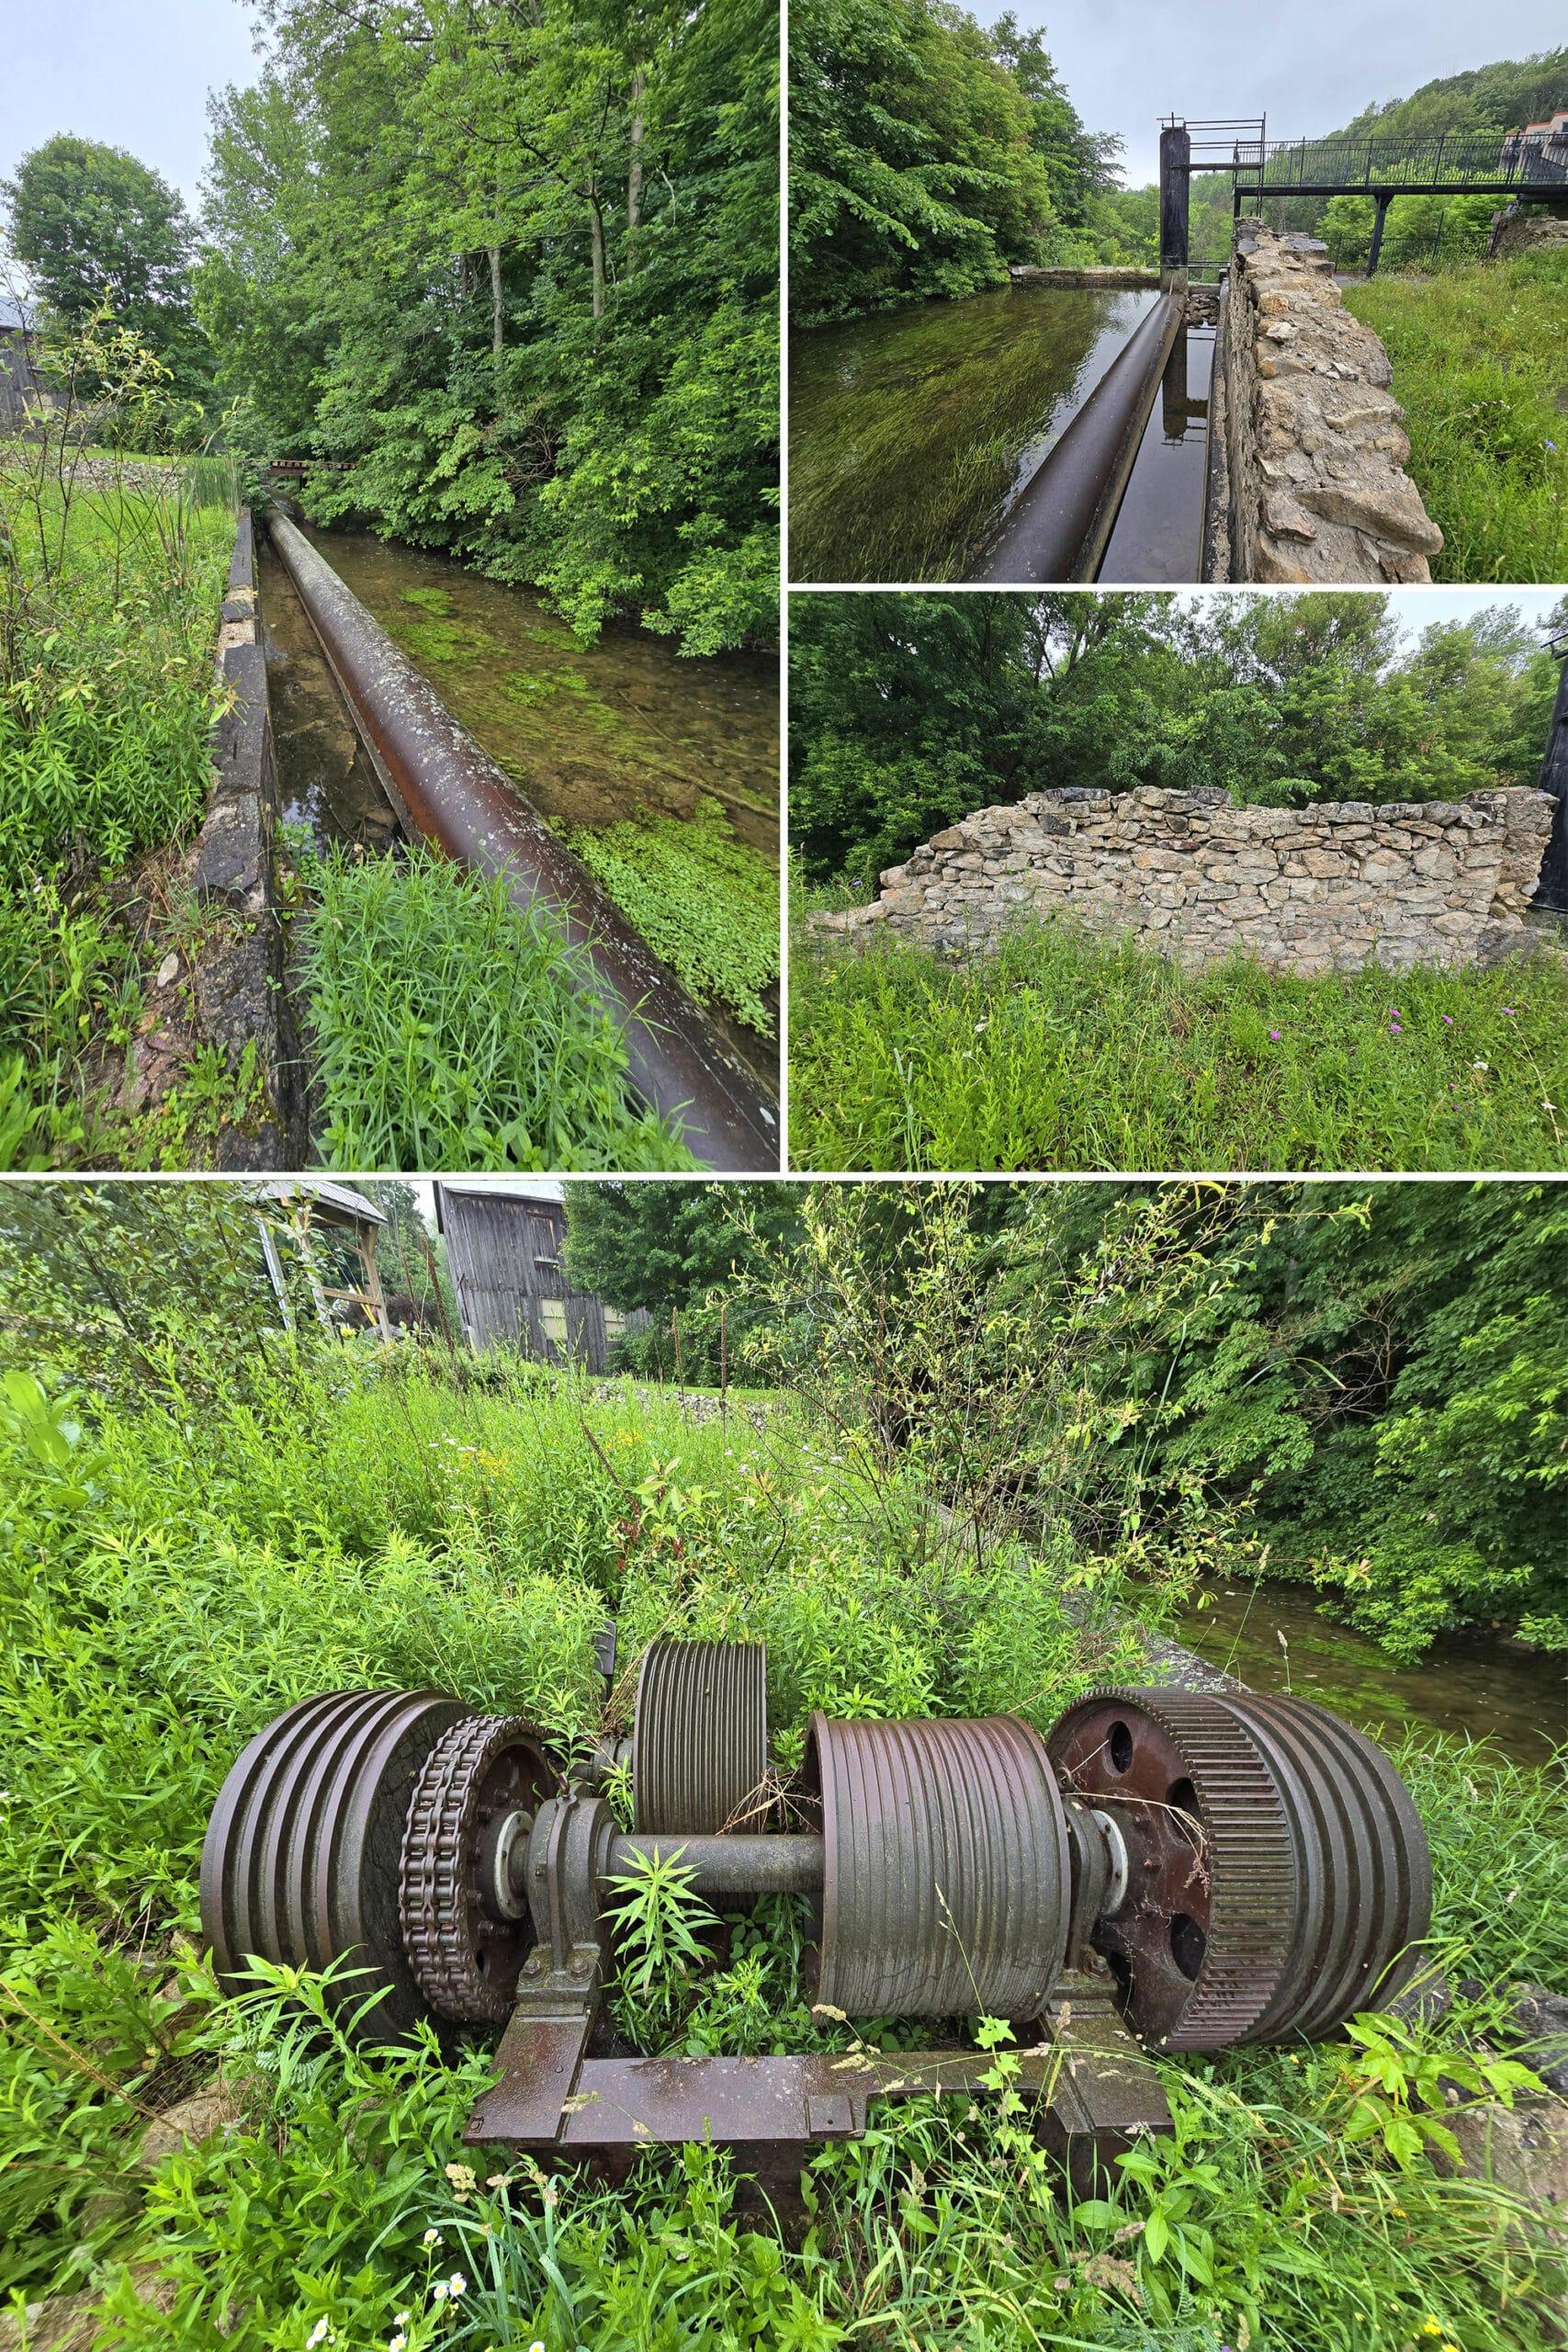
[1217, 221, 1443, 585]
[809, 786, 1555, 978]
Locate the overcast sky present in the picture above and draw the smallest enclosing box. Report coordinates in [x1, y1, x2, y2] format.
[1, 0, 257, 217]
[1171, 587, 1565, 642]
[1023, 0, 1568, 187]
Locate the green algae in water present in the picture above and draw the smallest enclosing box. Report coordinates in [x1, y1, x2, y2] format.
[504, 669, 592, 706]
[401, 616, 498, 663]
[400, 587, 455, 615]
[788, 283, 1160, 582]
[571, 797, 779, 1035]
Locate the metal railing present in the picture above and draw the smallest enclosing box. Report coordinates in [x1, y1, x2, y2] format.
[1197, 129, 1568, 191]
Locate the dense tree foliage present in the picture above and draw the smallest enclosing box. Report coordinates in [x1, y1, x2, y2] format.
[1, 136, 213, 403]
[564, 1177, 804, 1380]
[200, 0, 777, 650]
[788, 0, 1119, 321]
[789, 590, 1561, 884]
[1014, 1180, 1568, 1655]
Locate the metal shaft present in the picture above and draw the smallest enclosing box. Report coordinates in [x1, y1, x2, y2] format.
[607, 1832, 824, 1895]
[265, 511, 779, 1170]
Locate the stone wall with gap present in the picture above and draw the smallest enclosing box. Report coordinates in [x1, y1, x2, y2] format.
[125, 509, 307, 1167]
[1215, 220, 1443, 584]
[1488, 204, 1568, 258]
[807, 785, 1556, 978]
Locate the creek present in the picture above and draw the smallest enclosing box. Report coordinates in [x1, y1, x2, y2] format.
[256, 523, 781, 1087]
[1178, 1577, 1568, 1768]
[788, 284, 1211, 583]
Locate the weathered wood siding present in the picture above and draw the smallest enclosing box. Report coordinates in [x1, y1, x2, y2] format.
[434, 1187, 644, 1371]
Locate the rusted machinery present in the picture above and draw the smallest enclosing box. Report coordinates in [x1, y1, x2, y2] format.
[200, 1640, 1430, 2183]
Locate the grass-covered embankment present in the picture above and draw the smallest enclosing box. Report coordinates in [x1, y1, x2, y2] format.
[0, 442, 238, 1170]
[789, 916, 1568, 1171]
[294, 842, 698, 1172]
[1345, 250, 1568, 583]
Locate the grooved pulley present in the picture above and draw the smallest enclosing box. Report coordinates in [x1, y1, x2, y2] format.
[807, 1713, 1071, 2018]
[633, 1638, 770, 1833]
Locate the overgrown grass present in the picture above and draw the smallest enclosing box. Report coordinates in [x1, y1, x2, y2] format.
[297, 842, 698, 1171]
[789, 917, 1568, 1172]
[0, 447, 238, 1166]
[0, 1351, 1563, 2348]
[571, 796, 780, 1033]
[1345, 250, 1568, 583]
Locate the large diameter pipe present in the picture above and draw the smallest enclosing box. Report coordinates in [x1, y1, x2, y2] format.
[968, 293, 1184, 585]
[608, 1831, 825, 1896]
[265, 511, 779, 1170]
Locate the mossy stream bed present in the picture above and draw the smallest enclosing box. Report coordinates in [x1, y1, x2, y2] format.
[257, 524, 781, 1093]
[1179, 1576, 1568, 1765]
[788, 283, 1211, 583]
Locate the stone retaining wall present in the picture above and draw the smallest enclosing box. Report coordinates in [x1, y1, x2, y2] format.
[1216, 221, 1443, 584]
[1008, 266, 1162, 288]
[809, 785, 1556, 978]
[129, 510, 307, 1168]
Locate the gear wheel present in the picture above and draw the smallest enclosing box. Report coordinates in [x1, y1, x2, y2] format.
[1046, 1687, 1429, 2053]
[399, 1713, 556, 2024]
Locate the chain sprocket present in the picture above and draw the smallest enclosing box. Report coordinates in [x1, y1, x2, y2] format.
[399, 1713, 555, 2024]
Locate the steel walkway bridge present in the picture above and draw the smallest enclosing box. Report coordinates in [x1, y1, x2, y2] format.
[1160, 116, 1568, 276]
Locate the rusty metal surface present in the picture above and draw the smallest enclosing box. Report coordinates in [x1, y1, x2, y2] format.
[633, 1639, 771, 1834]
[400, 1713, 556, 2024]
[1036, 1971, 1174, 2197]
[468, 2046, 1068, 2151]
[607, 1831, 824, 1896]
[1047, 1687, 1430, 2052]
[808, 1714, 1070, 2018]
[199, 1688, 465, 2033]
[265, 512, 779, 1170]
[465, 2008, 594, 2147]
[968, 293, 1184, 584]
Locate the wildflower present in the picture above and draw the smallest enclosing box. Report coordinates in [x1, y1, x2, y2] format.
[1268, 1029, 1281, 1040]
[1545, 1100, 1559, 1112]
[1472, 1060, 1488, 1072]
[530, 2342, 547, 2352]
[1390, 1022, 1403, 1034]
[1501, 1006, 1516, 1016]
[1549, 440, 1560, 453]
[423, 2227, 443, 2248]
[1421, 2326, 1442, 2339]
[1441, 1013, 1453, 1024]
[308, 2324, 331, 2350]
[433, 2283, 448, 2302]
[448, 2275, 468, 2298]
[389, 2338, 407, 2352]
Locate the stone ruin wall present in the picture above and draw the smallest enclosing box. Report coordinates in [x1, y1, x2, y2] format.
[809, 786, 1556, 978]
[1217, 221, 1444, 585]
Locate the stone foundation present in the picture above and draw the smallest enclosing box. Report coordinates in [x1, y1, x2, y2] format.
[808, 785, 1555, 978]
[1216, 221, 1442, 584]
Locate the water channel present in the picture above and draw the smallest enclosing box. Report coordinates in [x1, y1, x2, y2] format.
[788, 284, 1211, 584]
[1178, 1577, 1568, 1768]
[256, 522, 782, 1086]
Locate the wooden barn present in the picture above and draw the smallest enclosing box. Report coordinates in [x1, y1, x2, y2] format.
[433, 1182, 646, 1371]
[0, 298, 47, 430]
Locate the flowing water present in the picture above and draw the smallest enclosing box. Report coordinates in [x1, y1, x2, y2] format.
[255, 523, 782, 1084]
[789, 284, 1168, 582]
[1178, 1577, 1568, 1767]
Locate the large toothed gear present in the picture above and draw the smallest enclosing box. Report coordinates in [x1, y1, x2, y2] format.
[1046, 1687, 1431, 2051]
[399, 1713, 557, 2024]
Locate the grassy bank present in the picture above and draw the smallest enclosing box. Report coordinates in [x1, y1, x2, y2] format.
[788, 918, 1568, 1172]
[1345, 250, 1568, 583]
[0, 1334, 1563, 2351]
[0, 441, 237, 1169]
[294, 842, 698, 1172]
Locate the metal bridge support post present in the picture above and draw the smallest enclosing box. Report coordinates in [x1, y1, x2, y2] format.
[1159, 123, 1191, 289]
[1533, 642, 1568, 915]
[1366, 193, 1392, 277]
[1160, 327, 1190, 440]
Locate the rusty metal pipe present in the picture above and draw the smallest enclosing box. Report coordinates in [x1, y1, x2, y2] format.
[265, 511, 779, 1170]
[968, 293, 1185, 584]
[607, 1832, 824, 1895]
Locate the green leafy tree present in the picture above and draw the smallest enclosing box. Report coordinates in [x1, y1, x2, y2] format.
[563, 1180, 805, 1382]
[3, 135, 212, 405]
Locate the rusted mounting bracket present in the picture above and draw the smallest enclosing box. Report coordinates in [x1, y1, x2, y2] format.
[1034, 1971, 1173, 2197]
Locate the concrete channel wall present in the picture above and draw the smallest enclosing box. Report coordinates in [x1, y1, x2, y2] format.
[1205, 222, 1444, 585]
[809, 784, 1556, 978]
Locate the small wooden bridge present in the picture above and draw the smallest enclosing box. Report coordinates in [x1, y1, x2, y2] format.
[1160, 115, 1568, 275]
